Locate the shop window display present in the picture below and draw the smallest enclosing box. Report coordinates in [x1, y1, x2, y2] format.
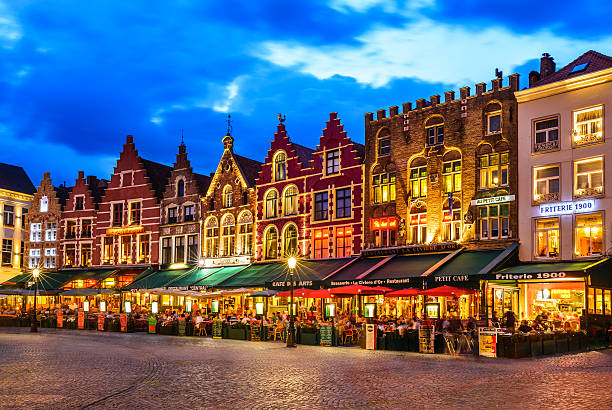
[520, 282, 585, 328]
[574, 213, 603, 257]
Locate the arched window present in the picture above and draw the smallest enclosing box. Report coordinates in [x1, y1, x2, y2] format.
[409, 203, 427, 244]
[265, 190, 278, 219]
[377, 128, 390, 157]
[442, 151, 461, 194]
[274, 151, 287, 181]
[237, 211, 253, 255]
[283, 186, 298, 216]
[40, 196, 48, 213]
[264, 227, 278, 260]
[442, 197, 462, 242]
[223, 185, 233, 208]
[425, 116, 444, 146]
[177, 179, 185, 197]
[409, 157, 427, 199]
[485, 102, 502, 134]
[221, 214, 236, 256]
[204, 217, 219, 258]
[283, 224, 298, 257]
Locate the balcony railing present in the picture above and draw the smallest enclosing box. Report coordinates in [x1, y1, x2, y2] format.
[534, 140, 560, 153]
[575, 186, 603, 199]
[573, 132, 603, 146]
[534, 192, 559, 204]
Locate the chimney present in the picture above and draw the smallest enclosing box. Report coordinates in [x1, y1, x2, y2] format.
[476, 83, 486, 95]
[509, 74, 520, 91]
[329, 112, 338, 120]
[529, 70, 541, 88]
[416, 99, 426, 110]
[491, 78, 502, 91]
[376, 109, 386, 120]
[444, 91, 455, 103]
[126, 135, 133, 144]
[430, 95, 440, 105]
[78, 171, 85, 179]
[460, 87, 470, 100]
[364, 112, 374, 122]
[540, 53, 556, 79]
[402, 102, 412, 113]
[389, 106, 399, 116]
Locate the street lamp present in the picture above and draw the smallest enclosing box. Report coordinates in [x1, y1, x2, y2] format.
[30, 268, 40, 333]
[286, 256, 297, 348]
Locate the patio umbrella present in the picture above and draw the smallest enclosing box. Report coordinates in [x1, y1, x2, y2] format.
[307, 289, 332, 298]
[385, 288, 420, 297]
[220, 288, 256, 296]
[420, 285, 476, 297]
[247, 289, 279, 297]
[276, 288, 313, 298]
[328, 284, 386, 296]
[370, 286, 395, 293]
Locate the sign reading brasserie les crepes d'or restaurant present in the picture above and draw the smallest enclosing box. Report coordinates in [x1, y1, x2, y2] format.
[106, 225, 145, 236]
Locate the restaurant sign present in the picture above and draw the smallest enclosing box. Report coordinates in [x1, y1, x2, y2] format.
[328, 278, 423, 287]
[488, 271, 579, 281]
[539, 199, 595, 216]
[433, 275, 471, 283]
[270, 280, 315, 288]
[478, 327, 498, 357]
[470, 195, 515, 206]
[106, 225, 145, 236]
[202, 256, 251, 267]
[362, 242, 460, 257]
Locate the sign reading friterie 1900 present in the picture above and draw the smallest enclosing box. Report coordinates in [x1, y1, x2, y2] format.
[539, 200, 595, 216]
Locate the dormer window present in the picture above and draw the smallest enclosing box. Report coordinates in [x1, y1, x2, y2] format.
[274, 151, 287, 181]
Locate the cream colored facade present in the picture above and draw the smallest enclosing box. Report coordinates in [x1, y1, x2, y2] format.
[516, 67, 612, 262]
[0, 189, 32, 282]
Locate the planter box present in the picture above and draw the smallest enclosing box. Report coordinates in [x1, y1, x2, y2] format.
[226, 327, 247, 340]
[299, 330, 318, 345]
[529, 335, 543, 356]
[542, 337, 556, 355]
[568, 333, 581, 351]
[555, 335, 569, 353]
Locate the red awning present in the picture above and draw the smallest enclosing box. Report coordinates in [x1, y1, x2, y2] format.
[276, 288, 313, 298]
[308, 289, 332, 298]
[385, 288, 420, 297]
[420, 285, 476, 297]
[370, 286, 394, 293]
[328, 284, 386, 296]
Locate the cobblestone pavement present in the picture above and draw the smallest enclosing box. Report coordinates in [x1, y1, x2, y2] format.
[0, 329, 611, 409]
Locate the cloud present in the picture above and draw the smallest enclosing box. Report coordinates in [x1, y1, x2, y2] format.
[212, 78, 240, 113]
[328, 0, 435, 14]
[255, 19, 612, 87]
[0, 1, 22, 48]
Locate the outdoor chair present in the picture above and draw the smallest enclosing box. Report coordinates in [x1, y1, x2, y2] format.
[195, 323, 207, 336]
[271, 325, 284, 341]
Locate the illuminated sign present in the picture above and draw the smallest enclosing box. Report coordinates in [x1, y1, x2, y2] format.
[539, 200, 595, 216]
[151, 301, 159, 314]
[106, 225, 145, 236]
[203, 256, 251, 267]
[372, 217, 397, 230]
[255, 302, 264, 315]
[471, 195, 515, 206]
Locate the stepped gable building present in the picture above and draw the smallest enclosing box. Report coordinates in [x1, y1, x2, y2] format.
[0, 163, 35, 282]
[200, 132, 262, 266]
[159, 140, 211, 266]
[307, 112, 364, 259]
[255, 119, 314, 261]
[59, 171, 107, 269]
[95, 135, 171, 279]
[24, 172, 69, 273]
[363, 72, 520, 252]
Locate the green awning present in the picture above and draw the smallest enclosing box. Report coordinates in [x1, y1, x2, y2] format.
[190, 266, 248, 288]
[124, 267, 195, 291]
[273, 258, 355, 282]
[494, 261, 594, 275]
[165, 267, 222, 288]
[69, 268, 118, 282]
[36, 270, 89, 291]
[433, 249, 504, 276]
[216, 264, 284, 288]
[369, 254, 450, 279]
[489, 258, 610, 282]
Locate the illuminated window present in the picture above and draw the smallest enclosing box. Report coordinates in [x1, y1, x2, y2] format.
[409, 158, 427, 199]
[174, 236, 185, 263]
[238, 212, 253, 255]
[486, 103, 502, 134]
[335, 226, 352, 257]
[204, 217, 219, 258]
[372, 173, 396, 204]
[81, 244, 92, 267]
[66, 220, 77, 239]
[265, 190, 278, 219]
[314, 191, 328, 221]
[479, 204, 509, 240]
[378, 129, 390, 157]
[326, 149, 340, 175]
[442, 198, 462, 242]
[479, 152, 508, 189]
[129, 202, 141, 225]
[161, 237, 172, 264]
[409, 203, 427, 244]
[425, 117, 444, 146]
[573, 105, 603, 145]
[535, 218, 559, 258]
[221, 214, 236, 256]
[30, 223, 42, 242]
[336, 188, 351, 218]
[139, 234, 150, 263]
[574, 157, 603, 198]
[28, 248, 40, 269]
[313, 229, 329, 259]
[223, 185, 233, 208]
[43, 247, 55, 268]
[112, 203, 123, 226]
[274, 151, 287, 181]
[534, 165, 559, 202]
[283, 225, 298, 257]
[45, 223, 57, 241]
[103, 237, 113, 264]
[534, 117, 559, 152]
[1, 239, 12, 266]
[264, 227, 278, 260]
[187, 234, 198, 261]
[442, 151, 461, 194]
[65, 244, 76, 267]
[575, 213, 603, 257]
[372, 217, 397, 247]
[40, 196, 48, 212]
[120, 236, 131, 263]
[2, 205, 14, 227]
[283, 186, 298, 216]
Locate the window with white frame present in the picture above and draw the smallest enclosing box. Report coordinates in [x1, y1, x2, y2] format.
[184, 204, 194, 222]
[534, 165, 560, 202]
[274, 152, 287, 181]
[409, 204, 427, 244]
[30, 223, 42, 242]
[174, 236, 185, 263]
[112, 203, 123, 226]
[283, 186, 298, 216]
[535, 218, 559, 258]
[265, 190, 278, 219]
[223, 185, 233, 208]
[442, 152, 461, 194]
[161, 237, 172, 264]
[64, 244, 76, 266]
[129, 201, 141, 225]
[479, 152, 509, 189]
[168, 207, 177, 224]
[221, 214, 236, 256]
[573, 105, 603, 145]
[326, 149, 340, 175]
[81, 244, 91, 267]
[313, 228, 329, 259]
[442, 198, 462, 242]
[534, 117, 559, 152]
[238, 212, 253, 255]
[29, 248, 41, 269]
[3, 205, 14, 226]
[314, 191, 328, 221]
[574, 157, 603, 198]
[103, 237, 113, 264]
[120, 235, 131, 263]
[81, 219, 92, 238]
[187, 235, 198, 261]
[139, 234, 150, 263]
[40, 196, 48, 212]
[45, 223, 57, 241]
[75, 196, 84, 211]
[283, 225, 298, 257]
[335, 226, 352, 257]
[575, 213, 603, 257]
[336, 188, 351, 218]
[177, 179, 185, 197]
[264, 227, 278, 259]
[372, 173, 396, 204]
[205, 218, 219, 258]
[44, 248, 56, 268]
[479, 203, 509, 240]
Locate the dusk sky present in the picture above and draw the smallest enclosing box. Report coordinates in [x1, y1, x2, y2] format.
[1, 0, 611, 186]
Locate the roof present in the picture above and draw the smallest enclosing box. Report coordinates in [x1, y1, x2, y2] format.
[534, 50, 612, 87]
[369, 254, 450, 279]
[54, 185, 71, 207]
[194, 173, 212, 194]
[352, 142, 365, 163]
[140, 158, 172, 200]
[291, 142, 314, 168]
[433, 249, 504, 276]
[165, 267, 221, 288]
[217, 263, 285, 288]
[0, 163, 35, 195]
[233, 154, 262, 187]
[124, 267, 194, 290]
[87, 177, 108, 204]
[328, 257, 387, 281]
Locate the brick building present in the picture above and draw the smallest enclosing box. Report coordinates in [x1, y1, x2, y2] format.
[255, 120, 313, 261]
[363, 74, 520, 251]
[200, 133, 261, 266]
[59, 171, 107, 269]
[159, 141, 211, 266]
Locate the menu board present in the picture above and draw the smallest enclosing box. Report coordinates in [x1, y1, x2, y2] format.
[97, 314, 105, 331]
[57, 311, 63, 328]
[212, 319, 223, 339]
[177, 317, 186, 336]
[148, 317, 156, 333]
[120, 314, 127, 332]
[478, 327, 498, 357]
[320, 324, 333, 346]
[419, 327, 435, 353]
[250, 321, 261, 341]
[77, 312, 85, 329]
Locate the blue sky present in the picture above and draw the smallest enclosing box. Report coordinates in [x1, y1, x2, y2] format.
[1, 0, 612, 186]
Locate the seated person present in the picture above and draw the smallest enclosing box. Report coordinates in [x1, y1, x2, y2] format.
[518, 320, 532, 333]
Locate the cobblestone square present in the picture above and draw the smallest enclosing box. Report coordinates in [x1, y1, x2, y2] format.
[0, 329, 610, 409]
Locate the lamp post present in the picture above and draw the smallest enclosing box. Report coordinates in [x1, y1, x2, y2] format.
[286, 257, 297, 348]
[30, 268, 40, 333]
